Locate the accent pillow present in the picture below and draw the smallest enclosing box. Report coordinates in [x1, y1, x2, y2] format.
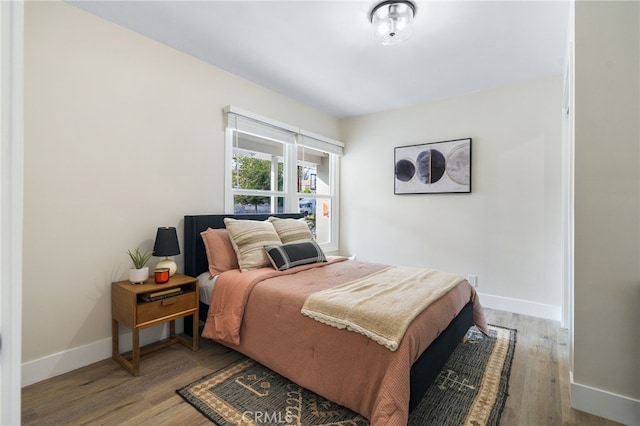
[268, 217, 314, 244]
[224, 218, 282, 272]
[264, 240, 327, 271]
[200, 228, 239, 276]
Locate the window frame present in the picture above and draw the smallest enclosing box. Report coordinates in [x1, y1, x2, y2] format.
[224, 106, 342, 253]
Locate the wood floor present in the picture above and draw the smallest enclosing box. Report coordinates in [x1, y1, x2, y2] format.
[21, 308, 621, 425]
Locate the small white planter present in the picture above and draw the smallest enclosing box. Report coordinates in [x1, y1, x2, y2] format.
[129, 267, 149, 284]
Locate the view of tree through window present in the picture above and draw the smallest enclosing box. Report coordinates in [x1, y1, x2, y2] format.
[233, 153, 283, 213]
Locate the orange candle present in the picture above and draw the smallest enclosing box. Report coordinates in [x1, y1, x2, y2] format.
[154, 268, 170, 284]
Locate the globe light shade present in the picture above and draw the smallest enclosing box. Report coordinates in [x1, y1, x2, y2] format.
[370, 1, 416, 46]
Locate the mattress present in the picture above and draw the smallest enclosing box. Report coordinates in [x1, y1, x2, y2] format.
[197, 272, 216, 305]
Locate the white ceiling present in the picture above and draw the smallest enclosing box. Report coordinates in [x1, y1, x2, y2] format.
[68, 0, 570, 119]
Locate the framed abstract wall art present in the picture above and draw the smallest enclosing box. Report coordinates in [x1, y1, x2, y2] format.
[394, 138, 471, 194]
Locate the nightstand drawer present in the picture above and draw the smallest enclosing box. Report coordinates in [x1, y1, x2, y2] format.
[137, 292, 196, 325]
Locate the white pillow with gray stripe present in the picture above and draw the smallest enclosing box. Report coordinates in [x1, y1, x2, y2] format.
[267, 217, 314, 244]
[224, 218, 282, 272]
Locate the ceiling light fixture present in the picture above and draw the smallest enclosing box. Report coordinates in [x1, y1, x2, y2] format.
[370, 0, 416, 46]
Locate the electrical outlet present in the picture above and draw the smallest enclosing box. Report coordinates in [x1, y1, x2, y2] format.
[467, 275, 477, 287]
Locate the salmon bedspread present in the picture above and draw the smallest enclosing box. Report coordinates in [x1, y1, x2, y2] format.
[201, 258, 488, 425]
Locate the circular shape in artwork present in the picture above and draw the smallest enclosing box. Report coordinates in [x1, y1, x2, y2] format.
[417, 149, 446, 184]
[446, 144, 471, 185]
[395, 158, 415, 182]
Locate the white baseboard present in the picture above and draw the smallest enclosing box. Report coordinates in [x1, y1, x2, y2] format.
[22, 322, 182, 387]
[477, 292, 562, 322]
[570, 373, 640, 425]
[24, 294, 560, 386]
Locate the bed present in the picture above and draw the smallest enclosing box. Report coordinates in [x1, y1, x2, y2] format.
[183, 213, 487, 425]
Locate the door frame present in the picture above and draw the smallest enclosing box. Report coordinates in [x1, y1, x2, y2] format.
[1, 1, 24, 424]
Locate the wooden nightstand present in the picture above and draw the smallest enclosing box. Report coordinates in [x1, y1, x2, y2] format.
[111, 273, 199, 376]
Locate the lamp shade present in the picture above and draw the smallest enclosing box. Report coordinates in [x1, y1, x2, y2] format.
[153, 227, 180, 257]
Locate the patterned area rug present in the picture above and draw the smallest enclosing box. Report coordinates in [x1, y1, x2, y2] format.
[177, 325, 516, 425]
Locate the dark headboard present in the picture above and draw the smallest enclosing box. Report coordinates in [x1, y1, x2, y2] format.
[184, 213, 303, 277]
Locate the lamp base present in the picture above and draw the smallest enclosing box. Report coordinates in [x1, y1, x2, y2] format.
[156, 258, 177, 277]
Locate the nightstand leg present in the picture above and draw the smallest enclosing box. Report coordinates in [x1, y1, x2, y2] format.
[169, 320, 176, 339]
[112, 319, 119, 357]
[192, 312, 199, 350]
[131, 328, 140, 376]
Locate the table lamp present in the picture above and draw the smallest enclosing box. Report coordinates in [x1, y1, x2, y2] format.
[153, 226, 180, 276]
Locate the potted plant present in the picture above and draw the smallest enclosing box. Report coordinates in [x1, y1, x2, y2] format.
[127, 248, 152, 284]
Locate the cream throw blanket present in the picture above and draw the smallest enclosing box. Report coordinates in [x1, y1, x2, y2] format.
[301, 265, 465, 351]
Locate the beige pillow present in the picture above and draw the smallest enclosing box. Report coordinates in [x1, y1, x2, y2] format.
[268, 217, 314, 244]
[224, 218, 282, 272]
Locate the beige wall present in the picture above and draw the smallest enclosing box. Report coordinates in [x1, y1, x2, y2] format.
[340, 76, 563, 310]
[23, 1, 340, 363]
[574, 0, 640, 406]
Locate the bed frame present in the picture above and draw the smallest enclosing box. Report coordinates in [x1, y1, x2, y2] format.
[183, 213, 473, 412]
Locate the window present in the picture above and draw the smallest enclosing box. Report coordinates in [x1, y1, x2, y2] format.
[224, 106, 343, 252]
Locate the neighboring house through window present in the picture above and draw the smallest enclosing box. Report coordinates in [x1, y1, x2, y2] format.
[224, 106, 343, 253]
